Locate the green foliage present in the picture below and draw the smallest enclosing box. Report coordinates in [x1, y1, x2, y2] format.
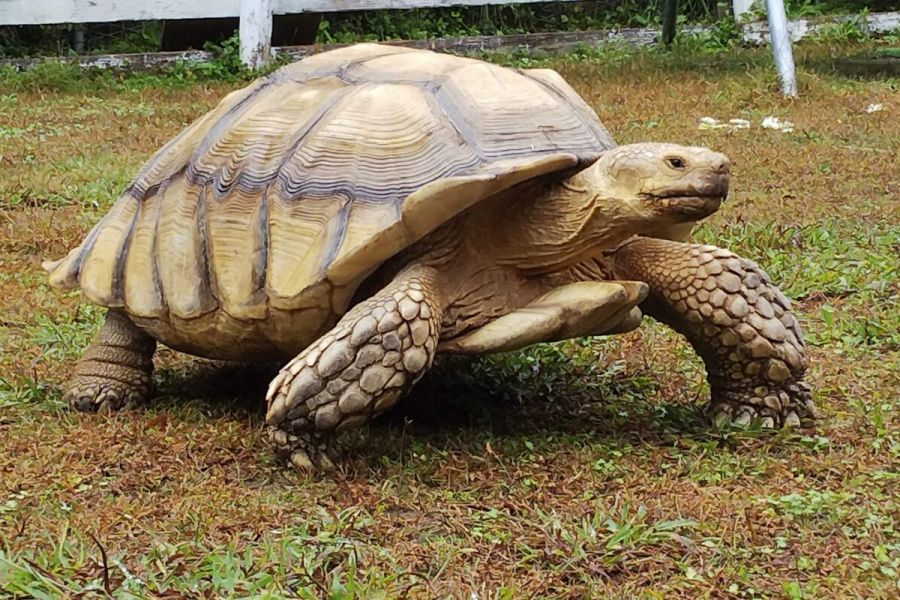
[810, 19, 872, 43]
[316, 1, 685, 43]
[430, 338, 656, 405]
[533, 501, 696, 570]
[760, 489, 856, 523]
[790, 0, 898, 16]
[674, 15, 743, 52]
[155, 35, 253, 84]
[875, 46, 900, 58]
[0, 35, 260, 93]
[0, 60, 101, 93]
[23, 304, 103, 361]
[0, 22, 163, 59]
[0, 376, 52, 409]
[0, 511, 423, 597]
[743, 0, 896, 20]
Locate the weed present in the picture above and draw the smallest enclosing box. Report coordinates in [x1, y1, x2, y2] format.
[0, 376, 52, 409]
[0, 513, 424, 596]
[532, 501, 696, 573]
[760, 489, 854, 523]
[811, 19, 871, 43]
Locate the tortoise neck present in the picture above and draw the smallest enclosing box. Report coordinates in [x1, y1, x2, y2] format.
[490, 169, 640, 274]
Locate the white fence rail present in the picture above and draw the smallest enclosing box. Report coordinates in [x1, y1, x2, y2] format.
[0, 0, 564, 24]
[4, 2, 897, 95]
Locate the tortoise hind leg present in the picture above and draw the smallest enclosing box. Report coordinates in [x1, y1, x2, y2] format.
[265, 265, 443, 472]
[610, 237, 816, 428]
[65, 309, 156, 413]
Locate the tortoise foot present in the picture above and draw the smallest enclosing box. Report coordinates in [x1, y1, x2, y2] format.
[706, 380, 817, 429]
[65, 378, 149, 413]
[611, 238, 818, 433]
[268, 426, 338, 473]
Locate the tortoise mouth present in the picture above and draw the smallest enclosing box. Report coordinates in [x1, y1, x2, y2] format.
[650, 193, 725, 220]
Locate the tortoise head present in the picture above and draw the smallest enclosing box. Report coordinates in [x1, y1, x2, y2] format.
[587, 142, 730, 224]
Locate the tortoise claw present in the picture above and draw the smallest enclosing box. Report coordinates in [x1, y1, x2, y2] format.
[289, 449, 335, 473]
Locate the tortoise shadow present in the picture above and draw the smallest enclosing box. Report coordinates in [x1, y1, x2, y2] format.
[151, 358, 277, 418]
[147, 352, 713, 458]
[382, 356, 708, 444]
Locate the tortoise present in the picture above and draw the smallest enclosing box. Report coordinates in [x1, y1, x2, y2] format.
[45, 44, 816, 471]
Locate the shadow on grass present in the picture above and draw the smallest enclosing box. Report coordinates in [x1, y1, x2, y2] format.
[151, 358, 278, 419]
[146, 343, 722, 472]
[800, 49, 900, 80]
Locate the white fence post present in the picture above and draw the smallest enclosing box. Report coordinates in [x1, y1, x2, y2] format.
[732, 0, 754, 23]
[240, 0, 274, 69]
[764, 0, 797, 97]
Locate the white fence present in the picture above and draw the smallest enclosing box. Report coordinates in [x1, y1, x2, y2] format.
[3, 0, 585, 68]
[0, 0, 569, 24]
[3, 1, 897, 95]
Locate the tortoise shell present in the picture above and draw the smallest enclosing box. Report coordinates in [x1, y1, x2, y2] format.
[45, 44, 616, 359]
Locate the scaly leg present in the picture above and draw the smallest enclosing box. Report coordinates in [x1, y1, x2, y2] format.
[265, 266, 443, 471]
[64, 310, 156, 413]
[611, 237, 816, 428]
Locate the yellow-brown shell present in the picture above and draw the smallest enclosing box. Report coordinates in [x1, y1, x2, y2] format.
[45, 44, 615, 360]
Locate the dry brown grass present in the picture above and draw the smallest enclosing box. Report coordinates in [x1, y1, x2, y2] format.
[1, 42, 898, 598]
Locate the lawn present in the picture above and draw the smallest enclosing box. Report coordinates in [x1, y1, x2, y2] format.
[0, 41, 898, 598]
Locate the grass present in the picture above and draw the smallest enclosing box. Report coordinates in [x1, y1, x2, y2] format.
[1, 41, 898, 597]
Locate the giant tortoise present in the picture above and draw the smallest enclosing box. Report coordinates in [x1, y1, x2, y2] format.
[44, 44, 816, 471]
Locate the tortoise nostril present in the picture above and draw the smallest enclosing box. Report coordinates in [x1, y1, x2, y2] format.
[712, 156, 730, 174]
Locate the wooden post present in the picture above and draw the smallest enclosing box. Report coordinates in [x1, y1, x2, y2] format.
[240, 0, 273, 69]
[662, 0, 679, 45]
[764, 0, 797, 96]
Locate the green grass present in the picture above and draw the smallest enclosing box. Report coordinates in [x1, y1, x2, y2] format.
[0, 512, 423, 598]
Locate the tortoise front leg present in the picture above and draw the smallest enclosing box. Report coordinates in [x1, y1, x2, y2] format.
[265, 266, 443, 472]
[610, 237, 816, 428]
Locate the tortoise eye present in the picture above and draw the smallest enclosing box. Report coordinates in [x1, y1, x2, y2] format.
[666, 157, 686, 170]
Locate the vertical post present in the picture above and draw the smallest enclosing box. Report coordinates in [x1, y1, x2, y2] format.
[240, 0, 274, 69]
[72, 24, 86, 54]
[764, 0, 797, 97]
[662, 0, 679, 46]
[732, 0, 754, 23]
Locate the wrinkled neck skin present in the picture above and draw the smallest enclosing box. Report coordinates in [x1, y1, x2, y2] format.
[392, 159, 679, 289]
[477, 164, 656, 274]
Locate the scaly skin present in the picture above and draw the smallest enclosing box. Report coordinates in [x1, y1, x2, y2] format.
[265, 266, 443, 471]
[610, 237, 816, 428]
[64, 310, 156, 413]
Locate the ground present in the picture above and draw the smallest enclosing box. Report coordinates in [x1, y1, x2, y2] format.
[0, 42, 897, 598]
